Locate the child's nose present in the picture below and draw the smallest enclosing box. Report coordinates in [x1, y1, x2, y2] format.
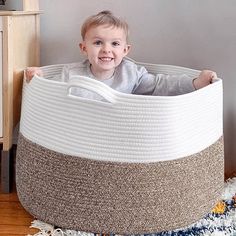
[102, 44, 111, 53]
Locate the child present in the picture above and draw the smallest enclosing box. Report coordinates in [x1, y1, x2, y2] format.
[25, 10, 217, 96]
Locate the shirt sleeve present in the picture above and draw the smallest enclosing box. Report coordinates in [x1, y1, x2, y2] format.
[133, 67, 196, 96]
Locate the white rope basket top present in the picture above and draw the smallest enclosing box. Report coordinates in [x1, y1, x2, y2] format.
[20, 61, 223, 163]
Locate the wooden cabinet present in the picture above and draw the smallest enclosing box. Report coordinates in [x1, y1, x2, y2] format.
[0, 10, 40, 193]
[0, 24, 3, 138]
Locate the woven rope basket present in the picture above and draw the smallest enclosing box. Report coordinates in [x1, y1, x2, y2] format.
[16, 60, 224, 234]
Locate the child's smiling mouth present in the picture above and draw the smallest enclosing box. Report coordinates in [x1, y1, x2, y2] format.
[99, 57, 114, 62]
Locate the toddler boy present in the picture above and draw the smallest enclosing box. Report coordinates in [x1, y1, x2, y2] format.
[26, 10, 217, 96]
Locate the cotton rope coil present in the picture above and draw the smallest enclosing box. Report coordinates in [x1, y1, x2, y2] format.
[16, 60, 224, 234]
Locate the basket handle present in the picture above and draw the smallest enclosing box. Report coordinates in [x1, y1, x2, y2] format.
[67, 75, 117, 104]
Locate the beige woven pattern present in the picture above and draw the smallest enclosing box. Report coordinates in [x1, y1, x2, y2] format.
[16, 133, 224, 234]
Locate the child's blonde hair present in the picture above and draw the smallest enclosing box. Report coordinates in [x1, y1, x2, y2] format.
[81, 10, 129, 42]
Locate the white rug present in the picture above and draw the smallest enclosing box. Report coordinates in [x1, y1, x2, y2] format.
[27, 178, 236, 236]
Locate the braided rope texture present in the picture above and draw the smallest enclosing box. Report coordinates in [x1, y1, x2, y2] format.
[19, 64, 223, 163]
[17, 62, 224, 233]
[16, 134, 224, 234]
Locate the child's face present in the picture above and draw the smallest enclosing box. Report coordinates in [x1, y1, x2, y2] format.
[80, 25, 130, 78]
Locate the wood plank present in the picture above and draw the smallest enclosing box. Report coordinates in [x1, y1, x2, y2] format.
[12, 14, 40, 131]
[0, 225, 38, 235]
[0, 202, 30, 213]
[0, 182, 38, 235]
[2, 12, 40, 151]
[2, 15, 13, 151]
[0, 28, 3, 137]
[0, 215, 33, 225]
[0, 234, 36, 236]
[0, 191, 18, 202]
[0, 11, 41, 16]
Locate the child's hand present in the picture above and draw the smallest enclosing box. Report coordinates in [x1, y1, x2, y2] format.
[193, 70, 217, 90]
[25, 67, 43, 83]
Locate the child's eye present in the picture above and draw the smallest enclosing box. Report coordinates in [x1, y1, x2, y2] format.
[112, 41, 120, 47]
[94, 40, 102, 45]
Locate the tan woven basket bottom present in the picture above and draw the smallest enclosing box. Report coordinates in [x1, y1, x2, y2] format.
[16, 133, 224, 234]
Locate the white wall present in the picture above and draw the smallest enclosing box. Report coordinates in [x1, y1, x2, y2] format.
[39, 0, 236, 175]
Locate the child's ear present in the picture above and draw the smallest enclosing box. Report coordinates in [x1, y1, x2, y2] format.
[79, 42, 87, 55]
[124, 44, 131, 55]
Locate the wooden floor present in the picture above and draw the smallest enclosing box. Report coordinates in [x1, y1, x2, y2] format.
[0, 185, 38, 236]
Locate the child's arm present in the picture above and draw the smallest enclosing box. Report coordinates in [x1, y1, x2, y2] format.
[25, 67, 43, 82]
[132, 60, 218, 96]
[193, 70, 217, 90]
